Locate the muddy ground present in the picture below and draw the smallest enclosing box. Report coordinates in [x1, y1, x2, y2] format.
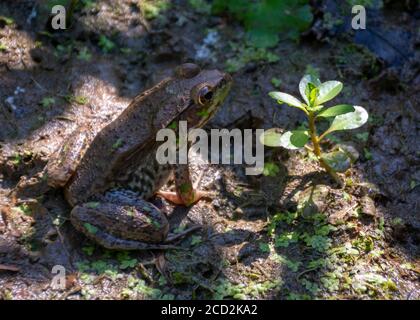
[0, 0, 419, 300]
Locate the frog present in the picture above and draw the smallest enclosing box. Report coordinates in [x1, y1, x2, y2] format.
[14, 63, 232, 250]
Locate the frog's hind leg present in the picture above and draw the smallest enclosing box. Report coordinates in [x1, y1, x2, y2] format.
[76, 226, 180, 251]
[70, 188, 176, 250]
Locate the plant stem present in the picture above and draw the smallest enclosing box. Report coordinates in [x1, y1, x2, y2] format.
[308, 112, 321, 156]
[308, 112, 343, 187]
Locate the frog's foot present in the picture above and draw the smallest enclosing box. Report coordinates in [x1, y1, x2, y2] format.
[156, 190, 215, 206]
[11, 171, 50, 201]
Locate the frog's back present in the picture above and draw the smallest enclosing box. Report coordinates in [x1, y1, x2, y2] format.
[64, 77, 185, 205]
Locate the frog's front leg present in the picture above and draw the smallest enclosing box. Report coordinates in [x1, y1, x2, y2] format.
[156, 164, 213, 206]
[46, 126, 93, 188]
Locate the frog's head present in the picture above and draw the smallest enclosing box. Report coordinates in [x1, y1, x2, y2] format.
[174, 63, 232, 128]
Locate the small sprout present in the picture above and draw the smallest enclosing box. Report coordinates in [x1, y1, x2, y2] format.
[77, 47, 92, 61]
[410, 180, 419, 190]
[140, 0, 170, 20]
[112, 138, 124, 150]
[262, 162, 280, 177]
[82, 246, 95, 256]
[11, 153, 22, 166]
[259, 242, 270, 253]
[98, 35, 116, 53]
[0, 42, 8, 51]
[364, 148, 373, 160]
[119, 258, 138, 270]
[304, 64, 320, 79]
[41, 97, 55, 108]
[260, 74, 369, 186]
[64, 95, 88, 105]
[189, 0, 211, 14]
[270, 254, 301, 272]
[14, 204, 32, 216]
[275, 231, 299, 248]
[91, 260, 109, 274]
[173, 225, 186, 234]
[391, 217, 403, 227]
[355, 132, 369, 142]
[270, 77, 282, 88]
[190, 235, 202, 246]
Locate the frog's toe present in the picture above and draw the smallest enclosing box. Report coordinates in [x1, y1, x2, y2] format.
[156, 189, 215, 206]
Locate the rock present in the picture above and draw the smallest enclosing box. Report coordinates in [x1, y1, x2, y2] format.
[295, 184, 330, 215]
[359, 196, 377, 218]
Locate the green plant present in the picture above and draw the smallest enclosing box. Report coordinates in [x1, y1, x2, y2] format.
[64, 94, 88, 105]
[77, 47, 92, 61]
[140, 0, 170, 20]
[0, 42, 8, 51]
[225, 43, 279, 72]
[260, 74, 368, 186]
[212, 0, 312, 48]
[98, 35, 116, 53]
[40, 97, 56, 108]
[262, 162, 280, 177]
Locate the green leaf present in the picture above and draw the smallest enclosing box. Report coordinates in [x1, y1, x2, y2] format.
[41, 97, 56, 108]
[259, 129, 282, 147]
[317, 104, 354, 118]
[278, 130, 309, 150]
[328, 106, 369, 133]
[259, 243, 270, 253]
[263, 162, 280, 177]
[247, 29, 279, 48]
[299, 74, 321, 104]
[120, 258, 137, 269]
[98, 35, 115, 53]
[321, 150, 351, 172]
[271, 77, 282, 88]
[290, 130, 309, 148]
[315, 81, 343, 105]
[269, 91, 303, 108]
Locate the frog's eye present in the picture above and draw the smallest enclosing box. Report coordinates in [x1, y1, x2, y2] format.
[195, 85, 213, 106]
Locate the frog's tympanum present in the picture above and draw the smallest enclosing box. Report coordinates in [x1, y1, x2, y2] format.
[27, 63, 232, 250]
